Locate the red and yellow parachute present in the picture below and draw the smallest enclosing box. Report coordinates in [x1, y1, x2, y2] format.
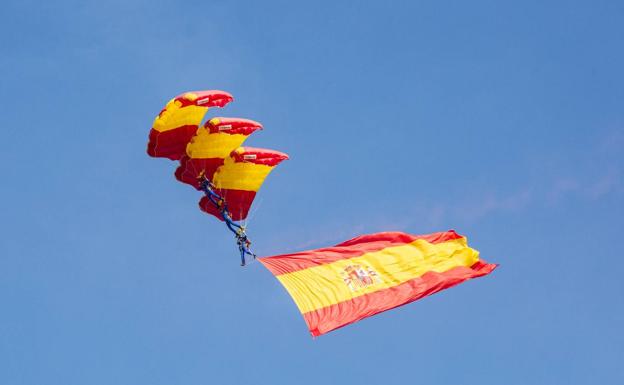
[147, 90, 288, 223]
[148, 90, 234, 160]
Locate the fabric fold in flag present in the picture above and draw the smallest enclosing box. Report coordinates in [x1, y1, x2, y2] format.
[259, 230, 497, 336]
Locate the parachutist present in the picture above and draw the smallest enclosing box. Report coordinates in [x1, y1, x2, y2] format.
[199, 174, 256, 266]
[149, 91, 288, 267]
[237, 235, 255, 266]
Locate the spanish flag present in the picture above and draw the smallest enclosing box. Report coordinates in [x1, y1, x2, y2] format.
[259, 231, 496, 336]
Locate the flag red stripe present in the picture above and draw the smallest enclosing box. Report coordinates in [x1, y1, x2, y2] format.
[259, 230, 464, 275]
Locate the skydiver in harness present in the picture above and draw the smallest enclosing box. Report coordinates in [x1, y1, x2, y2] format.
[198, 174, 256, 266]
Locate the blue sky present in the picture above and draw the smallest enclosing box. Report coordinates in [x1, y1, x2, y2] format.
[2, 1, 623, 384]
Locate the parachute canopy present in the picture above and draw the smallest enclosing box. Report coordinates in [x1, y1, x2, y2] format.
[148, 90, 233, 160]
[199, 147, 289, 221]
[175, 117, 263, 189]
[147, 90, 287, 223]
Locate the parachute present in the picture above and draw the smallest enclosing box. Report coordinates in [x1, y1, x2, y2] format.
[148, 90, 233, 160]
[148, 90, 288, 265]
[198, 147, 289, 221]
[175, 117, 263, 189]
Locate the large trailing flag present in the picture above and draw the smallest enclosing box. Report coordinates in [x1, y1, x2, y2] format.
[259, 231, 496, 336]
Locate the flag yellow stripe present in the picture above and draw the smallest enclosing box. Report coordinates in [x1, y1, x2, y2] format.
[276, 237, 479, 314]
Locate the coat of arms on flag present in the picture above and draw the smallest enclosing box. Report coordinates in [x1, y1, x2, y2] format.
[340, 264, 381, 291]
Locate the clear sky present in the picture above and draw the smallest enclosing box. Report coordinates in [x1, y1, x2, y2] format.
[2, 1, 623, 384]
